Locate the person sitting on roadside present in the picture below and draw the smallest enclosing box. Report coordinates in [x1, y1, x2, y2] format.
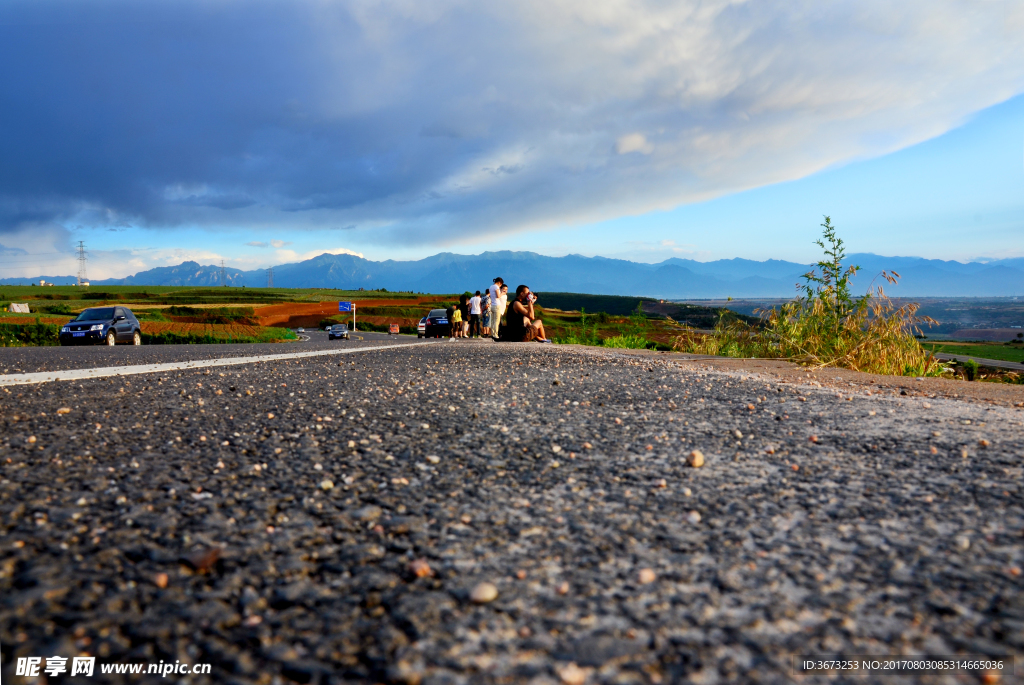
[500, 285, 550, 342]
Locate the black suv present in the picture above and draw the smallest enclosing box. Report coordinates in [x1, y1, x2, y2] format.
[423, 309, 451, 338]
[59, 306, 142, 346]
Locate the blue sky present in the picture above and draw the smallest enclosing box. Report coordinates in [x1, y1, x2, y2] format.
[1, 0, 1022, 278]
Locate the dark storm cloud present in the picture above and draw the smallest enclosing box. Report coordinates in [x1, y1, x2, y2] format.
[0, 1, 467, 231]
[1, 0, 1023, 247]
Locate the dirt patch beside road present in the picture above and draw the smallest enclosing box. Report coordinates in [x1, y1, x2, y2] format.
[0, 316, 67, 325]
[598, 348, 1024, 407]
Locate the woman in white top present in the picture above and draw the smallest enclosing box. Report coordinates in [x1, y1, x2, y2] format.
[488, 278, 504, 341]
[498, 284, 508, 330]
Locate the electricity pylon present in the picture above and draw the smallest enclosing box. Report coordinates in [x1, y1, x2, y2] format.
[76, 241, 88, 285]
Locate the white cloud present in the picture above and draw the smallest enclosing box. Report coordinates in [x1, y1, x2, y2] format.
[299, 0, 1024, 244]
[246, 241, 269, 247]
[75, 247, 278, 280]
[616, 133, 653, 155]
[0, 223, 77, 279]
[275, 246, 365, 262]
[3, 0, 1024, 250]
[613, 238, 707, 262]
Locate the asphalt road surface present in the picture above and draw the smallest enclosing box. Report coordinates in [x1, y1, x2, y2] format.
[1, 339, 1022, 684]
[0, 330, 410, 377]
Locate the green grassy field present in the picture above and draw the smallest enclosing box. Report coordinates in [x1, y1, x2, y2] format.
[0, 285, 738, 350]
[922, 341, 1024, 363]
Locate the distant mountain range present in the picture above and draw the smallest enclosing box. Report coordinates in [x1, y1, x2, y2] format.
[8, 251, 1024, 298]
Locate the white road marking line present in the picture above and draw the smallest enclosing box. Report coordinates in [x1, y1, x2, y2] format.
[0, 341, 437, 386]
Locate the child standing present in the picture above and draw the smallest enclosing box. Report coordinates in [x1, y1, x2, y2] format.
[450, 305, 463, 339]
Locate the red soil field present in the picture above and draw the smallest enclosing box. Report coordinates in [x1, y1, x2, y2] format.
[253, 298, 440, 328]
[0, 316, 68, 326]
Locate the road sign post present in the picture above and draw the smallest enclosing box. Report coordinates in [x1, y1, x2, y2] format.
[338, 302, 356, 331]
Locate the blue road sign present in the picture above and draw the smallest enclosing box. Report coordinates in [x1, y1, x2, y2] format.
[339, 302, 353, 312]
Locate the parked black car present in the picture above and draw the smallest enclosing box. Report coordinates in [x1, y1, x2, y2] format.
[423, 309, 451, 338]
[59, 306, 142, 346]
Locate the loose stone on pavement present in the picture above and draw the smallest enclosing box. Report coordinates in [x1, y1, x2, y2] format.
[469, 581, 499, 604]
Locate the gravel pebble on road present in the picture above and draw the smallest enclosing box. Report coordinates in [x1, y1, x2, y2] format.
[1, 339, 1022, 683]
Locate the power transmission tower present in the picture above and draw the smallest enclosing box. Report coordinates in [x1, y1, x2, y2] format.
[267, 267, 274, 288]
[220, 260, 227, 287]
[76, 241, 88, 285]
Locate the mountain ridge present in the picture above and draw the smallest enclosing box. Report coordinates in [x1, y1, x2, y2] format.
[4, 251, 1022, 298]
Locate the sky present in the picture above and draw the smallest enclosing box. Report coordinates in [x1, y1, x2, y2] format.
[1, 0, 1023, 279]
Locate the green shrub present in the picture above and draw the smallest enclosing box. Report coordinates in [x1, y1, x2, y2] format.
[674, 217, 948, 377]
[555, 307, 602, 346]
[556, 328, 601, 346]
[0, 318, 60, 346]
[134, 309, 170, 322]
[961, 359, 980, 381]
[626, 303, 649, 336]
[603, 334, 652, 349]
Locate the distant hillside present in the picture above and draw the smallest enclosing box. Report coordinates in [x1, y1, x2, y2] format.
[536, 293, 656, 316]
[8, 251, 1024, 297]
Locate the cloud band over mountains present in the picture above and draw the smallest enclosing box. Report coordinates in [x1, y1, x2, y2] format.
[2, 0, 1023, 247]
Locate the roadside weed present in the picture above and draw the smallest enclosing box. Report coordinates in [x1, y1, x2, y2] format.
[675, 217, 949, 377]
[602, 334, 652, 349]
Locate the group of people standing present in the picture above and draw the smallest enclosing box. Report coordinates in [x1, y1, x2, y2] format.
[446, 277, 550, 343]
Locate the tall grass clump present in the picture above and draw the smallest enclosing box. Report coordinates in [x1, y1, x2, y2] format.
[675, 217, 947, 376]
[555, 304, 657, 349]
[602, 334, 651, 349]
[555, 307, 602, 346]
[602, 304, 656, 348]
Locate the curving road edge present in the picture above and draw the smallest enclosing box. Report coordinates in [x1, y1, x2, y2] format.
[0, 340, 439, 386]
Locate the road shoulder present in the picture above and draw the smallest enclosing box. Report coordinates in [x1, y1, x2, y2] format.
[572, 346, 1024, 407]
